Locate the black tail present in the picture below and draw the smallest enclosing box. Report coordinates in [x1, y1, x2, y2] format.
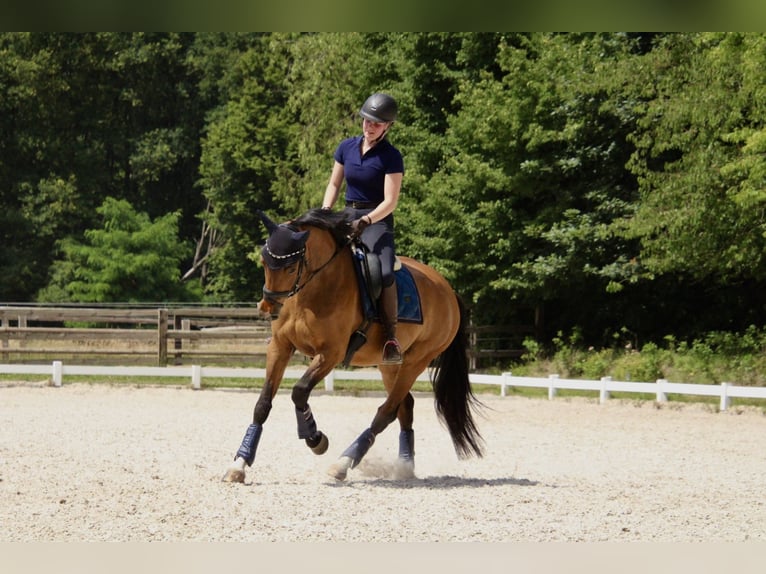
[430, 293, 484, 458]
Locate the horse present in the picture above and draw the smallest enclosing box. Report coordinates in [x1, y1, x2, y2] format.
[222, 208, 483, 483]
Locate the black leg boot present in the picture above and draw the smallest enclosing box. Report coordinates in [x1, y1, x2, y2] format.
[380, 282, 403, 364]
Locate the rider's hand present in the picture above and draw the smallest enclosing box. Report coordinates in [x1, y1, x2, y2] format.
[351, 216, 372, 237]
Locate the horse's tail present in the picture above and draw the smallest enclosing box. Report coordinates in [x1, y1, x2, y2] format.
[430, 293, 484, 459]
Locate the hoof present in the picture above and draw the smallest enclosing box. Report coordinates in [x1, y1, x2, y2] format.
[221, 468, 246, 483]
[327, 456, 353, 481]
[393, 459, 416, 480]
[308, 432, 329, 455]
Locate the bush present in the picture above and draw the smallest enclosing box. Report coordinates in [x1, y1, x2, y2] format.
[512, 326, 766, 386]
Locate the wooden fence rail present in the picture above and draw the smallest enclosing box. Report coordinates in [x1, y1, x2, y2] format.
[0, 305, 529, 368]
[0, 305, 271, 366]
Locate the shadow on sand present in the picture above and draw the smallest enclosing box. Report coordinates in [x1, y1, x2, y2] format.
[331, 475, 539, 489]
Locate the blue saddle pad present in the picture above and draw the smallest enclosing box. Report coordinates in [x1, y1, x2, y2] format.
[394, 265, 423, 324]
[354, 255, 423, 324]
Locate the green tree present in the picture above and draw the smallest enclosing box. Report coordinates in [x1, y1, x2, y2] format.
[620, 32, 766, 336]
[6, 31, 766, 351]
[279, 32, 372, 214]
[416, 33, 639, 335]
[0, 33, 80, 298]
[38, 197, 199, 303]
[0, 32, 206, 300]
[196, 33, 297, 301]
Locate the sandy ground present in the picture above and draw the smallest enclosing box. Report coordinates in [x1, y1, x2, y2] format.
[1, 381, 765, 542]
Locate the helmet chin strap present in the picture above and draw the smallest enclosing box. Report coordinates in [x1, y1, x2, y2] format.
[370, 133, 386, 145]
[366, 125, 391, 147]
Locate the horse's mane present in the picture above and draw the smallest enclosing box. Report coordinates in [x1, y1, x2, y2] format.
[291, 208, 353, 246]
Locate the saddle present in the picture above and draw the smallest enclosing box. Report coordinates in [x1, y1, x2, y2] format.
[342, 241, 422, 366]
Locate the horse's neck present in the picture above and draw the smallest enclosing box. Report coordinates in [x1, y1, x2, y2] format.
[302, 234, 356, 300]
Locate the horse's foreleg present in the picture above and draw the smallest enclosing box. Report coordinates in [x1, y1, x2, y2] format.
[222, 382, 274, 483]
[295, 403, 329, 454]
[223, 422, 263, 483]
[291, 359, 334, 455]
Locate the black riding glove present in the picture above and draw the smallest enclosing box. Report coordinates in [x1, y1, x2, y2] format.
[351, 216, 371, 237]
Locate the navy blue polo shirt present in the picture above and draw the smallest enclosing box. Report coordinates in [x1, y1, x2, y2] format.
[334, 136, 404, 205]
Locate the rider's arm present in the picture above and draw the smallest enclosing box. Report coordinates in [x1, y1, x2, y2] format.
[366, 172, 402, 223]
[322, 161, 345, 210]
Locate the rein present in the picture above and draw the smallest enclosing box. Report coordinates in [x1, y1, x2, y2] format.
[262, 235, 351, 316]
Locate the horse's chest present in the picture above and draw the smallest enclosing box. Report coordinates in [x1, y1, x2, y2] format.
[279, 315, 340, 355]
[288, 322, 317, 345]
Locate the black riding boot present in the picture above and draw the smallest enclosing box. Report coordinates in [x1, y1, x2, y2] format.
[380, 282, 403, 364]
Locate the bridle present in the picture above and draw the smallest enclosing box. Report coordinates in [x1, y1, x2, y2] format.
[262, 235, 351, 320]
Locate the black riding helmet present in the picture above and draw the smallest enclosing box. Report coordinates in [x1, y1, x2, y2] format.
[359, 93, 398, 123]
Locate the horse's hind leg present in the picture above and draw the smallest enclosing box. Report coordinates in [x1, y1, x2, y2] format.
[394, 392, 416, 479]
[327, 427, 379, 481]
[328, 365, 421, 481]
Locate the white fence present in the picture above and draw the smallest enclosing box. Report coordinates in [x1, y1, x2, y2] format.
[2, 361, 766, 412]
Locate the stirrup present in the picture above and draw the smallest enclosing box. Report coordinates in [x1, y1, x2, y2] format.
[382, 338, 403, 364]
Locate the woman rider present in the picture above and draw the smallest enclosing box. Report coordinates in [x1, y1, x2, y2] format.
[321, 92, 404, 365]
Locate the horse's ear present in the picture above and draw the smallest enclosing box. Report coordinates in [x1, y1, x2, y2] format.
[257, 210, 279, 234]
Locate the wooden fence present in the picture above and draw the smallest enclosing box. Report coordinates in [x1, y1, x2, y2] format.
[0, 305, 531, 368]
[467, 324, 536, 369]
[0, 305, 271, 366]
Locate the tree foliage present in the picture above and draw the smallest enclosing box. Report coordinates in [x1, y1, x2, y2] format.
[3, 32, 766, 349]
[38, 197, 199, 303]
[0, 32, 204, 299]
[624, 33, 766, 282]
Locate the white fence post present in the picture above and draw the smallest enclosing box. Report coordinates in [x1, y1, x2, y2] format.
[324, 370, 335, 392]
[52, 360, 63, 387]
[720, 382, 730, 411]
[548, 374, 559, 400]
[191, 365, 202, 390]
[501, 371, 510, 397]
[599, 376, 611, 404]
[6, 363, 763, 408]
[656, 379, 668, 403]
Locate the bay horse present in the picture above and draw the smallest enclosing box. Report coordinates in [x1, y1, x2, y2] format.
[222, 208, 483, 483]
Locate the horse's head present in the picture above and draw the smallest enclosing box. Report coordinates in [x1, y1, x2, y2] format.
[256, 209, 353, 320]
[257, 211, 310, 319]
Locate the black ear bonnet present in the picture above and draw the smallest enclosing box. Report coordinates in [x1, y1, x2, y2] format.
[261, 224, 309, 269]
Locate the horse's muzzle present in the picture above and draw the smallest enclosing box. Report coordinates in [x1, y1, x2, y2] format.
[261, 283, 294, 321]
[259, 297, 282, 321]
